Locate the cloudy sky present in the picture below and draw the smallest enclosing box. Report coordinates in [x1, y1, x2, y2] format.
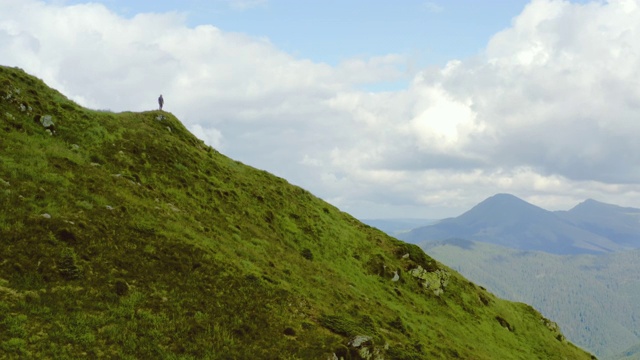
[2, 0, 640, 219]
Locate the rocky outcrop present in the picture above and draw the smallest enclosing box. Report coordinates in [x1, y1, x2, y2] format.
[39, 115, 55, 134]
[408, 266, 450, 296]
[329, 335, 385, 360]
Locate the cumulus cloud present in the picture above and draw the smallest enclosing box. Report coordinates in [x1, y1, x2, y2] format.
[3, 0, 640, 218]
[461, 0, 640, 184]
[323, 0, 640, 215]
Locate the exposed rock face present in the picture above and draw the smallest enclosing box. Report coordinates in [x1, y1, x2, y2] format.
[39, 114, 55, 134]
[348, 335, 384, 360]
[349, 335, 372, 348]
[408, 266, 450, 296]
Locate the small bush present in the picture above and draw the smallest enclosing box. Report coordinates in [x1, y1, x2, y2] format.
[389, 316, 407, 335]
[319, 314, 376, 338]
[496, 316, 515, 332]
[365, 254, 387, 277]
[301, 248, 313, 261]
[114, 279, 129, 296]
[58, 248, 82, 280]
[319, 315, 360, 337]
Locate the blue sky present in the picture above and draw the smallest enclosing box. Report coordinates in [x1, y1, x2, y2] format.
[4, 0, 640, 219]
[58, 0, 538, 66]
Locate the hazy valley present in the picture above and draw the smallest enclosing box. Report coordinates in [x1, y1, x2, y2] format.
[388, 193, 640, 358]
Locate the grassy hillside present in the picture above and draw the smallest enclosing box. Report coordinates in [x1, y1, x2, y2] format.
[423, 239, 640, 359]
[0, 65, 594, 359]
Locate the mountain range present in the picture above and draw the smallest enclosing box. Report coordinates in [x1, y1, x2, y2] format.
[385, 193, 640, 358]
[0, 65, 595, 359]
[399, 193, 640, 254]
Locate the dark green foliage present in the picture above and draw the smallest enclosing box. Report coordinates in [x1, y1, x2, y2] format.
[334, 344, 351, 360]
[114, 279, 129, 296]
[395, 242, 439, 271]
[301, 248, 313, 260]
[389, 315, 408, 335]
[496, 315, 515, 332]
[283, 327, 296, 336]
[0, 65, 595, 359]
[319, 315, 373, 338]
[58, 248, 82, 280]
[365, 253, 388, 276]
[479, 291, 492, 306]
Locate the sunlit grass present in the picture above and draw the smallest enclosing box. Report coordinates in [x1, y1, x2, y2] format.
[0, 65, 596, 359]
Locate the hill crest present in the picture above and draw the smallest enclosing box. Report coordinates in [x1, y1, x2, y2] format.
[0, 65, 593, 359]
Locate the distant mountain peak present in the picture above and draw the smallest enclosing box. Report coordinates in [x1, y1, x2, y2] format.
[574, 198, 607, 207]
[461, 193, 549, 222]
[475, 193, 534, 207]
[569, 198, 633, 214]
[401, 193, 632, 255]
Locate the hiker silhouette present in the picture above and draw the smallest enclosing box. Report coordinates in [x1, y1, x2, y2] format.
[158, 95, 164, 110]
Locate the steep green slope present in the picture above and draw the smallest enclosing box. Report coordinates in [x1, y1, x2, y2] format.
[0, 66, 594, 359]
[423, 239, 640, 359]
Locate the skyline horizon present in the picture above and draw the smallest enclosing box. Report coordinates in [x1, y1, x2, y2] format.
[3, 0, 640, 219]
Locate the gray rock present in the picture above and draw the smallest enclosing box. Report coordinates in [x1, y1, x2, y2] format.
[41, 213, 51, 219]
[409, 266, 450, 295]
[40, 115, 55, 134]
[348, 335, 384, 360]
[349, 335, 372, 348]
[40, 115, 53, 127]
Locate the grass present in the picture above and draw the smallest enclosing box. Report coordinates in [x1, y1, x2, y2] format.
[0, 65, 596, 359]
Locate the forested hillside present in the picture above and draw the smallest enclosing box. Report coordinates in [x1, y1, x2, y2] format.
[424, 239, 640, 359]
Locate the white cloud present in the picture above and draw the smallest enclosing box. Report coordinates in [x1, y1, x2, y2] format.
[189, 124, 224, 149]
[3, 0, 640, 218]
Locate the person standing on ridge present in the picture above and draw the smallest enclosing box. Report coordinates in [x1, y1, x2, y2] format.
[158, 94, 164, 110]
